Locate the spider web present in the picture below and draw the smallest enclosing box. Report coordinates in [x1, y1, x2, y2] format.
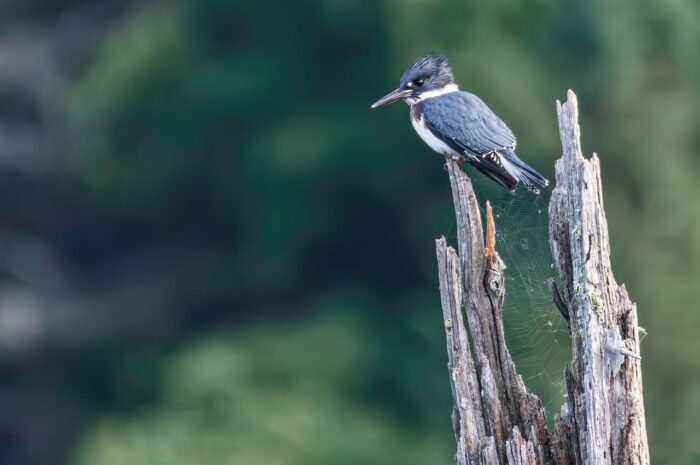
[471, 178, 570, 417]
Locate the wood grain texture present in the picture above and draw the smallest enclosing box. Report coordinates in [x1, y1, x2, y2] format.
[436, 162, 548, 465]
[550, 90, 649, 465]
[434, 90, 649, 464]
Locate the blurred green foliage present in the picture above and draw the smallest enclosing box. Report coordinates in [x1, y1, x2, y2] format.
[3, 0, 699, 463]
[71, 310, 454, 465]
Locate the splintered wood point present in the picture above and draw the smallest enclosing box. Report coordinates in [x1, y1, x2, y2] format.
[484, 201, 496, 257]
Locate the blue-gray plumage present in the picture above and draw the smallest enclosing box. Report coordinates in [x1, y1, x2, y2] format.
[371, 54, 548, 193]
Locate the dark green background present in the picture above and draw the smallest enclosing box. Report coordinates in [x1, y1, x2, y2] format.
[0, 1, 698, 464]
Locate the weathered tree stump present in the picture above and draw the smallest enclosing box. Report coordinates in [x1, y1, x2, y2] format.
[435, 90, 649, 465]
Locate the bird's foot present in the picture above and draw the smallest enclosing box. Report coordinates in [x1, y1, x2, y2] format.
[443, 155, 466, 170]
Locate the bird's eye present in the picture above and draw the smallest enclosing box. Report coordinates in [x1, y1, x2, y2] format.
[415, 79, 425, 86]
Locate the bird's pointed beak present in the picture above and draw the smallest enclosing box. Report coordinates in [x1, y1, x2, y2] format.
[371, 88, 412, 108]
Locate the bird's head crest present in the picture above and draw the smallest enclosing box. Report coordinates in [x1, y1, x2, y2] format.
[399, 54, 455, 92]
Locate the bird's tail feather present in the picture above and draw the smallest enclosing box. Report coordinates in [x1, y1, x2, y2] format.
[499, 150, 549, 193]
[467, 156, 518, 192]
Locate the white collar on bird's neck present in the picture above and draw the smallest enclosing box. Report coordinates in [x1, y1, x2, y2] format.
[406, 83, 459, 105]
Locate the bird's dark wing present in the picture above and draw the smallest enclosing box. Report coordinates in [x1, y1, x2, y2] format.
[421, 91, 516, 157]
[422, 91, 519, 191]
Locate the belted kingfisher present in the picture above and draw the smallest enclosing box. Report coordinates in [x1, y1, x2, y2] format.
[371, 55, 548, 193]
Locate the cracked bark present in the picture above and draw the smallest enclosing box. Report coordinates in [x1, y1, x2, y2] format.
[435, 90, 649, 465]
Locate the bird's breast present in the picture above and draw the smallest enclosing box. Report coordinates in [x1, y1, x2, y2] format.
[410, 108, 460, 158]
